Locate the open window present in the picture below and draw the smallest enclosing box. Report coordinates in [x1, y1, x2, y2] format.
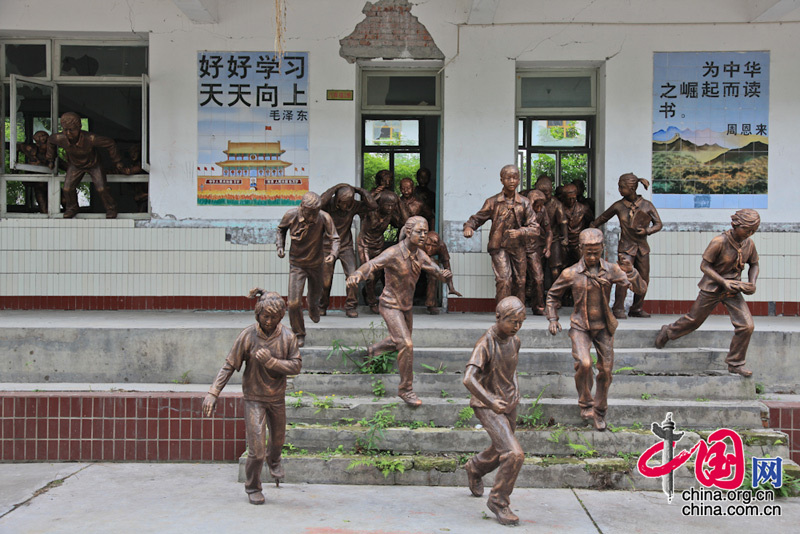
[359, 67, 441, 217]
[1, 38, 148, 217]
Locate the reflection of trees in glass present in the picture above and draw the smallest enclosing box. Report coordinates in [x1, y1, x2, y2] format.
[362, 133, 420, 194]
[531, 153, 587, 186]
[363, 153, 389, 191]
[537, 120, 584, 144]
[5, 119, 28, 204]
[652, 152, 768, 194]
[363, 153, 421, 193]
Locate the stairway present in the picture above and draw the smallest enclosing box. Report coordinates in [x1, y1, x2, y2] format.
[240, 316, 793, 491]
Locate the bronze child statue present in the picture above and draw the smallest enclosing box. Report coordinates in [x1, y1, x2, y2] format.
[526, 190, 553, 315]
[546, 228, 646, 430]
[356, 190, 406, 314]
[18, 130, 51, 213]
[463, 296, 526, 526]
[203, 289, 301, 505]
[319, 183, 378, 318]
[561, 182, 593, 268]
[347, 216, 453, 406]
[276, 191, 340, 347]
[534, 175, 568, 287]
[399, 177, 433, 227]
[45, 112, 126, 218]
[414, 167, 435, 211]
[656, 209, 760, 377]
[421, 230, 462, 314]
[463, 164, 539, 303]
[591, 173, 663, 319]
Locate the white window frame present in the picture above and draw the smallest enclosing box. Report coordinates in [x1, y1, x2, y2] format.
[516, 69, 597, 117]
[1, 39, 52, 81]
[53, 39, 148, 83]
[360, 68, 442, 114]
[516, 69, 597, 193]
[9, 74, 58, 174]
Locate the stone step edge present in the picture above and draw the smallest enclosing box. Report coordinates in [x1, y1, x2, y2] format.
[309, 346, 730, 354]
[0, 387, 763, 403]
[280, 424, 788, 445]
[236, 455, 800, 494]
[294, 370, 742, 377]
[277, 425, 789, 458]
[282, 395, 767, 408]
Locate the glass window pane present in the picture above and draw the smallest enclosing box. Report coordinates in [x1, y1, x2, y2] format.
[521, 76, 591, 108]
[365, 119, 419, 146]
[5, 44, 47, 77]
[4, 180, 48, 212]
[394, 152, 420, 185]
[531, 120, 587, 147]
[59, 85, 141, 141]
[518, 119, 524, 147]
[60, 45, 147, 77]
[530, 153, 556, 185]
[366, 76, 435, 107]
[363, 152, 390, 190]
[560, 153, 589, 191]
[11, 79, 53, 173]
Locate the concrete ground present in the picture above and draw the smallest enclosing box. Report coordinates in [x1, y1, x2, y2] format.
[1, 463, 798, 533]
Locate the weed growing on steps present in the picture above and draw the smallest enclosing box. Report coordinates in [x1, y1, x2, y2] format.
[517, 386, 547, 428]
[371, 378, 385, 400]
[307, 393, 335, 414]
[347, 455, 407, 478]
[282, 442, 308, 455]
[288, 390, 304, 408]
[320, 444, 345, 460]
[546, 427, 597, 458]
[356, 403, 398, 452]
[401, 420, 435, 430]
[420, 362, 447, 374]
[566, 437, 597, 458]
[171, 371, 191, 384]
[454, 407, 474, 428]
[327, 321, 398, 374]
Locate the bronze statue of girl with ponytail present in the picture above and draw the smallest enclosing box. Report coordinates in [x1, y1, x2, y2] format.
[591, 173, 663, 318]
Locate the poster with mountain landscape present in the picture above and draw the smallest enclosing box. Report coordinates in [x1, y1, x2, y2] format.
[652, 52, 768, 209]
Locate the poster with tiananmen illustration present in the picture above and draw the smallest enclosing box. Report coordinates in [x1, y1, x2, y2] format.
[197, 51, 309, 206]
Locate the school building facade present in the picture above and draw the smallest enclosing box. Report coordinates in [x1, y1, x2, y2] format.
[1, 0, 799, 314]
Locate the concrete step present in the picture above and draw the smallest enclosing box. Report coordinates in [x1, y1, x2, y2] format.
[240, 454, 669, 490]
[290, 372, 756, 400]
[306, 346, 732, 375]
[303, 324, 737, 350]
[239, 454, 800, 492]
[283, 396, 768, 429]
[279, 424, 789, 459]
[2, 311, 796, 391]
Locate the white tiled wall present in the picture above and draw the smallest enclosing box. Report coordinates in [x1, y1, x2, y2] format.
[449, 227, 797, 302]
[0, 219, 795, 302]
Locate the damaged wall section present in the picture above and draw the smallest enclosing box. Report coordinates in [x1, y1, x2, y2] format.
[340, 0, 444, 62]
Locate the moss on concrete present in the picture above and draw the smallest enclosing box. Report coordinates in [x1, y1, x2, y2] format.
[412, 456, 457, 472]
[584, 458, 630, 473]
